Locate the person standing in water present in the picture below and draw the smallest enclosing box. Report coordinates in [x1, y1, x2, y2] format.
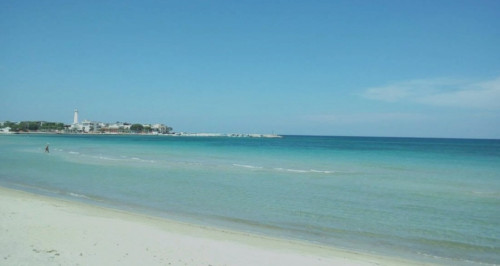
[45, 144, 49, 153]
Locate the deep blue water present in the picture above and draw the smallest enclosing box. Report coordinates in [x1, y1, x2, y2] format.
[0, 134, 499, 264]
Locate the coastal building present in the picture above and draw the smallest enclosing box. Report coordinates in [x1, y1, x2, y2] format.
[69, 123, 81, 132]
[66, 109, 171, 134]
[106, 122, 132, 133]
[81, 120, 100, 133]
[143, 124, 170, 134]
[73, 109, 79, 124]
[69, 110, 100, 133]
[69, 109, 81, 132]
[0, 127, 11, 133]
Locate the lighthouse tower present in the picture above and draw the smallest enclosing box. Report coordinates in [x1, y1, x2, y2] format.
[73, 109, 79, 124]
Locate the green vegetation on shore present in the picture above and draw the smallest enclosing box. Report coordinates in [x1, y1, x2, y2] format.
[1, 121, 174, 134]
[1, 121, 65, 132]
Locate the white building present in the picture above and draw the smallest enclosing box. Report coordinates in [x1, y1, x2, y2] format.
[73, 109, 79, 124]
[106, 122, 131, 133]
[69, 109, 98, 133]
[67, 109, 169, 134]
[150, 124, 169, 134]
[0, 127, 11, 134]
[81, 120, 100, 133]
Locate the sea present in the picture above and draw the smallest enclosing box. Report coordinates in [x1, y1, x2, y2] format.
[0, 134, 499, 265]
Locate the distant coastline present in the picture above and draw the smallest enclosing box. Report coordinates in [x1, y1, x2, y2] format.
[166, 132, 282, 138]
[0, 130, 282, 138]
[0, 114, 281, 138]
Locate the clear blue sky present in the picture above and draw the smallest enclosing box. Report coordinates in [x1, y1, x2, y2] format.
[1, 0, 499, 138]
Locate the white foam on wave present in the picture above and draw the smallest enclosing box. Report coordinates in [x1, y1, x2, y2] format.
[274, 168, 335, 174]
[232, 164, 336, 175]
[286, 168, 308, 173]
[310, 169, 335, 174]
[95, 155, 121, 161]
[232, 164, 263, 169]
[131, 157, 155, 163]
[68, 192, 91, 199]
[469, 190, 500, 199]
[71, 153, 156, 164]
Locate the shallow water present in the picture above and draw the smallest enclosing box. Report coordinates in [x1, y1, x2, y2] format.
[1, 134, 499, 264]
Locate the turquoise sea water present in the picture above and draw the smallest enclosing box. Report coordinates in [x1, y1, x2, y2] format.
[0, 134, 499, 264]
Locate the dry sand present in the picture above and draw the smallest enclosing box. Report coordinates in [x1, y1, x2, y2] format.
[0, 186, 429, 265]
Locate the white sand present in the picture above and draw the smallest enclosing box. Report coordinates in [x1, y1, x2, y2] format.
[0, 187, 428, 265]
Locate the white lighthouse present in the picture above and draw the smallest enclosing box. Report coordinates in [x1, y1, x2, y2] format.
[73, 109, 79, 124]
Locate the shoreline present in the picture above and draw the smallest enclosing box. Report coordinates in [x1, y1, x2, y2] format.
[0, 186, 429, 265]
[0, 131, 282, 138]
[3, 131, 500, 141]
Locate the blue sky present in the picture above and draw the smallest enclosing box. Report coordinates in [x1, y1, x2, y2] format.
[1, 0, 499, 138]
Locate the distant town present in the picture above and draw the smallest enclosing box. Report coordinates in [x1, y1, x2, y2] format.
[0, 109, 281, 138]
[0, 109, 172, 135]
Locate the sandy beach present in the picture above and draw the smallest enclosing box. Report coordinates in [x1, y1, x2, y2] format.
[0, 186, 431, 266]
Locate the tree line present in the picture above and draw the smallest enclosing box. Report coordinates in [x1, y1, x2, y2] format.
[1, 121, 65, 132]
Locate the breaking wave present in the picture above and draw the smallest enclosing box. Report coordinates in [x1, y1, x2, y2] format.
[232, 164, 263, 169]
[232, 164, 335, 174]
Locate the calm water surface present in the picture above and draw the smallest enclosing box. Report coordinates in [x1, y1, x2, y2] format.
[0, 134, 499, 265]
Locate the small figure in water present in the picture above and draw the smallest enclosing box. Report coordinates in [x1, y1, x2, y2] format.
[45, 144, 49, 153]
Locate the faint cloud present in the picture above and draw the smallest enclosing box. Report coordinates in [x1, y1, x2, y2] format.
[304, 112, 427, 124]
[361, 85, 414, 102]
[360, 77, 500, 109]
